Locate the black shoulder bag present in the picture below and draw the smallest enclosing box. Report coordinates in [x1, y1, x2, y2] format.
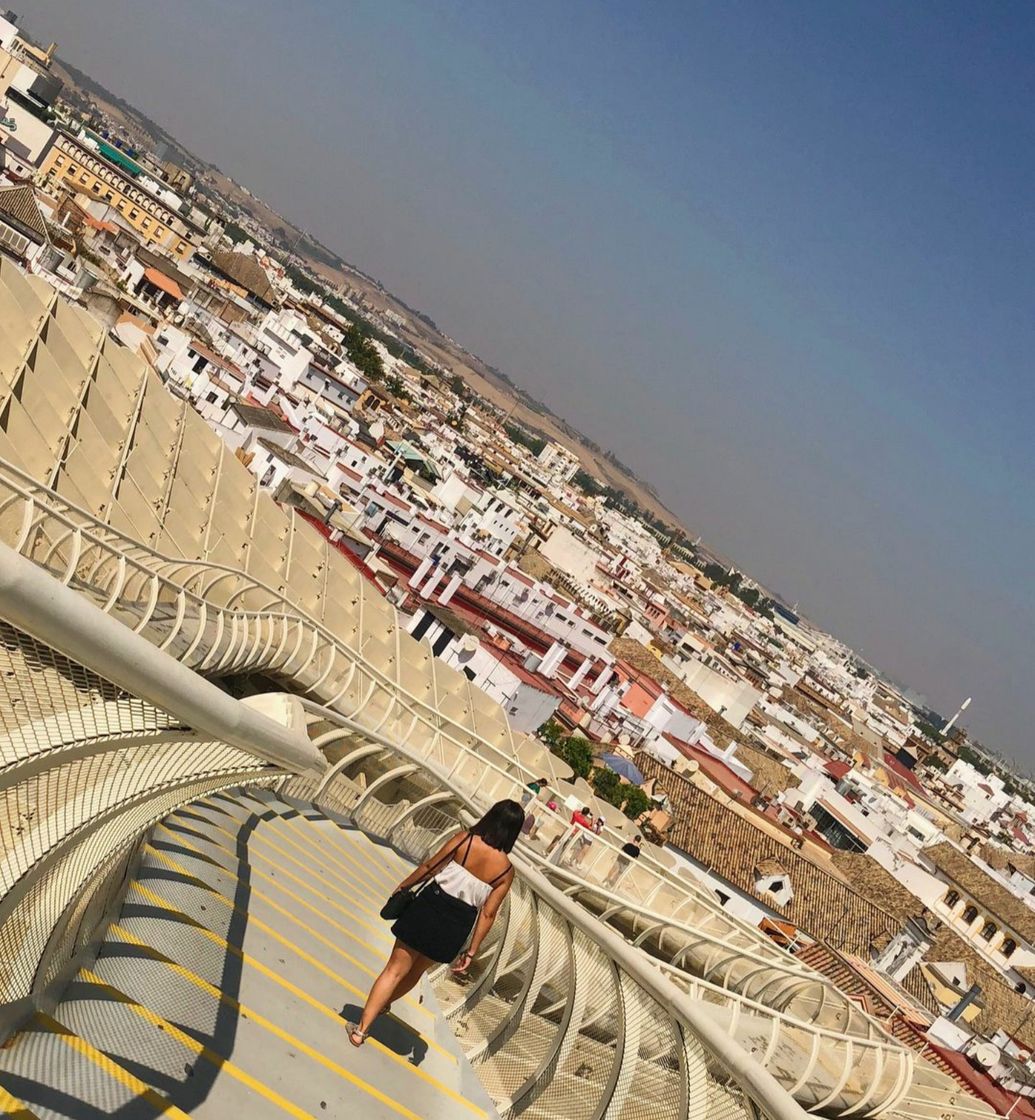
[379, 833, 470, 921]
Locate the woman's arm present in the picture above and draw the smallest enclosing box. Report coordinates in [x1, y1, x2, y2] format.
[454, 866, 515, 971]
[393, 830, 466, 893]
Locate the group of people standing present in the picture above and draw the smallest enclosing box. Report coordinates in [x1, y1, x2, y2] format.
[523, 778, 642, 879]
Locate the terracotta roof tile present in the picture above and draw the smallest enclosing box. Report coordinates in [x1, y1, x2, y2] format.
[638, 753, 899, 955]
[142, 267, 184, 301]
[0, 184, 48, 243]
[925, 841, 1035, 943]
[210, 249, 275, 303]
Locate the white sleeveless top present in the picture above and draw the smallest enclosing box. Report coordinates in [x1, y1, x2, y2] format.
[431, 834, 510, 908]
[432, 860, 496, 908]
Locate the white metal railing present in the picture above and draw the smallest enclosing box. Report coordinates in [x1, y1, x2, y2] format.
[0, 547, 324, 1034]
[0, 461, 938, 1109]
[0, 460, 901, 1010]
[0, 504, 987, 1116]
[293, 706, 924, 1117]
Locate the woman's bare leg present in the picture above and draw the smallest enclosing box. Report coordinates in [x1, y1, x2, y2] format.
[387, 954, 433, 1006]
[354, 941, 421, 1038]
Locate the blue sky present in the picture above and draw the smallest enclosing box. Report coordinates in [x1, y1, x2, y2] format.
[25, 1, 1035, 758]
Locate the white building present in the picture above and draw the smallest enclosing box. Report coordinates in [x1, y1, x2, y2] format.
[406, 605, 561, 733]
[536, 440, 581, 485]
[456, 489, 528, 560]
[944, 760, 1012, 826]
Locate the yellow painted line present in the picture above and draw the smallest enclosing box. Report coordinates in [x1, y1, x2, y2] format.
[33, 1013, 190, 1118]
[199, 790, 410, 893]
[205, 813, 389, 913]
[145, 837, 391, 973]
[159, 819, 392, 943]
[154, 822, 393, 952]
[0, 1083, 39, 1119]
[193, 791, 404, 897]
[255, 813, 401, 900]
[319, 820, 413, 884]
[107, 928, 482, 1120]
[76, 971, 312, 1118]
[206, 809, 389, 906]
[143, 842, 432, 1021]
[274, 812, 407, 891]
[130, 881, 456, 1066]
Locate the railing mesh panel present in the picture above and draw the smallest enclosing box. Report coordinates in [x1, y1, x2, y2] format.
[0, 619, 278, 1004]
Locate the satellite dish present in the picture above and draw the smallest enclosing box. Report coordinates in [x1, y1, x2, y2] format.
[617, 733, 631, 747]
[460, 633, 479, 654]
[972, 1043, 999, 1069]
[369, 420, 386, 442]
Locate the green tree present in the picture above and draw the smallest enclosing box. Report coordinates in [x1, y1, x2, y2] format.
[224, 221, 250, 245]
[556, 736, 594, 780]
[343, 324, 384, 382]
[573, 469, 604, 497]
[620, 786, 652, 820]
[385, 373, 410, 401]
[591, 766, 623, 804]
[538, 719, 564, 748]
[504, 423, 547, 457]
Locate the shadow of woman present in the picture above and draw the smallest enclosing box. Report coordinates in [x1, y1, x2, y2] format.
[340, 1003, 429, 1067]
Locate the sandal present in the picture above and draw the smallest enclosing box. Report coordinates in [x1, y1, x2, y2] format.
[348, 1023, 369, 1048]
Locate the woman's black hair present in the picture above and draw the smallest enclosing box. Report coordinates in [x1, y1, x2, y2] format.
[470, 799, 525, 853]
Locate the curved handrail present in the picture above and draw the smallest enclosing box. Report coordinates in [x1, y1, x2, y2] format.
[0, 462, 893, 991]
[0, 541, 325, 776]
[298, 703, 919, 1117]
[0, 465, 927, 1075]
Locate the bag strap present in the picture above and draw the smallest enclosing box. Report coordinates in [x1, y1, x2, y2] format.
[414, 832, 469, 888]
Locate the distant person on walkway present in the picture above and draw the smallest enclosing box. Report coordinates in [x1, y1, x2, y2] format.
[605, 835, 642, 887]
[348, 800, 521, 1047]
[547, 805, 592, 858]
[521, 777, 550, 806]
[573, 814, 604, 868]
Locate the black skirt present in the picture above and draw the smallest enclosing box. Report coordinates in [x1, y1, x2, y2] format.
[392, 881, 479, 963]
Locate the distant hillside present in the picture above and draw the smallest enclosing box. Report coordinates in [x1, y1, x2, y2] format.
[50, 52, 689, 538]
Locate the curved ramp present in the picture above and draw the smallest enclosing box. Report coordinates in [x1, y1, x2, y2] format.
[0, 795, 496, 1120]
[0, 260, 998, 1118]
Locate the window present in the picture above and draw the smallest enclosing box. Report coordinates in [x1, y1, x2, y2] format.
[981, 922, 998, 942]
[411, 612, 434, 643]
[205, 391, 219, 404]
[944, 889, 960, 909]
[963, 905, 979, 924]
[1003, 938, 1018, 958]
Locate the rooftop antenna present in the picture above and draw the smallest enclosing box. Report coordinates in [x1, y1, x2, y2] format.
[941, 697, 972, 736]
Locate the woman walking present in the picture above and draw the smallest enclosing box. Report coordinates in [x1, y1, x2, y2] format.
[348, 799, 522, 1047]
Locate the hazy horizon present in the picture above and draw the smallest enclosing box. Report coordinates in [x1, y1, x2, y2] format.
[22, 1, 1035, 761]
